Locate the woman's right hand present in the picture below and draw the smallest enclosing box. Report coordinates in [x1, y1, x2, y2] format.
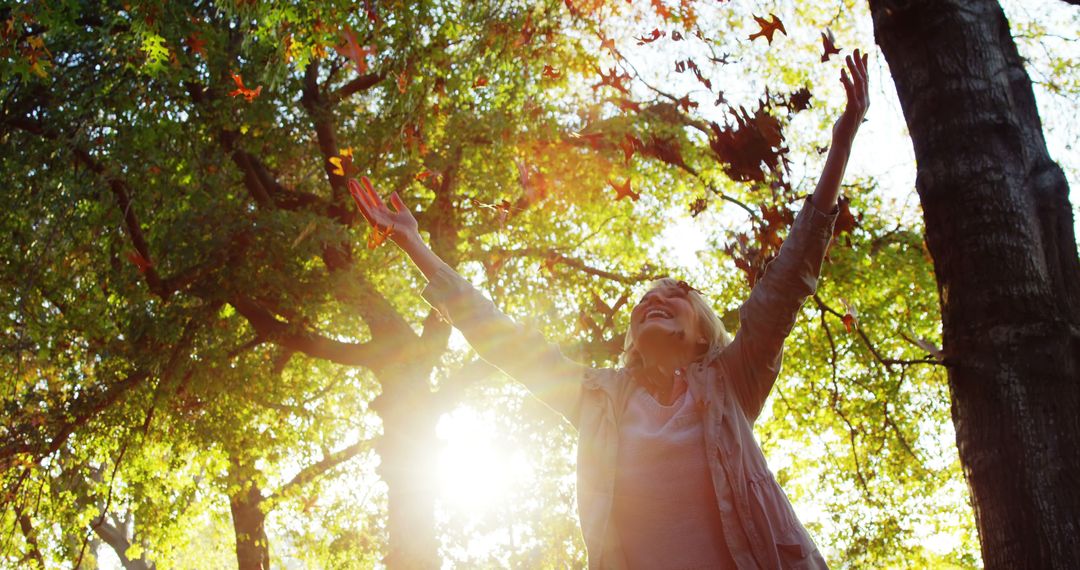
[348, 176, 419, 246]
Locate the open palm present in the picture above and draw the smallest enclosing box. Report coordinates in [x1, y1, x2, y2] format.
[348, 176, 418, 245]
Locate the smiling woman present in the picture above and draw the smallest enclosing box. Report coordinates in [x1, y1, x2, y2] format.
[351, 48, 870, 570]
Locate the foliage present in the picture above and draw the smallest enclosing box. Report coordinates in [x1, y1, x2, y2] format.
[8, 0, 1074, 567]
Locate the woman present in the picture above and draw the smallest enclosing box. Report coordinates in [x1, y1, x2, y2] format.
[352, 51, 870, 569]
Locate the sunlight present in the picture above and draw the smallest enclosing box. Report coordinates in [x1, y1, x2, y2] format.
[435, 406, 534, 514]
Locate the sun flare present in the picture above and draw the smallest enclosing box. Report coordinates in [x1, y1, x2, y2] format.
[436, 407, 534, 514]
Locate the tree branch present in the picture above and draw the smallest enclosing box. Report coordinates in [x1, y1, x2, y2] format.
[300, 59, 348, 201]
[328, 71, 384, 105]
[229, 296, 392, 368]
[0, 371, 148, 464]
[271, 439, 371, 500]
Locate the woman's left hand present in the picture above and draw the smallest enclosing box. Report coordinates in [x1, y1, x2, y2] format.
[833, 48, 870, 144]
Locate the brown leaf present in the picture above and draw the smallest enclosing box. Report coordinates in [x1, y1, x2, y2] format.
[821, 28, 841, 62]
[708, 102, 787, 183]
[833, 195, 858, 236]
[608, 177, 640, 201]
[748, 14, 786, 44]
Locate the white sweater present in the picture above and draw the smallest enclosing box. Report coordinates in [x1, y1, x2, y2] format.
[613, 376, 737, 570]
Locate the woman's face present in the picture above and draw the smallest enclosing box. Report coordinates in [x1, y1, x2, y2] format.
[628, 283, 703, 353]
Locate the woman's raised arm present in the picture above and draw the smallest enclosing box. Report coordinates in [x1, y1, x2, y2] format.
[349, 177, 592, 427]
[722, 50, 869, 422]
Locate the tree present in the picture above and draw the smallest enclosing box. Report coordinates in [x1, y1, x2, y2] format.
[869, 0, 1080, 567]
[0, 1, 659, 566]
[12, 0, 1067, 567]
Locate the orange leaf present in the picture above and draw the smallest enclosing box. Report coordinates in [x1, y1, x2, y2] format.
[651, 0, 672, 21]
[748, 14, 786, 44]
[840, 297, 858, 333]
[367, 224, 394, 249]
[228, 72, 262, 102]
[415, 170, 433, 181]
[397, 70, 409, 93]
[608, 177, 640, 202]
[334, 28, 372, 74]
[473, 75, 489, 88]
[542, 64, 561, 80]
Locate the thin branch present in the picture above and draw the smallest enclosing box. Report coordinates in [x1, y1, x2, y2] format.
[271, 439, 371, 500]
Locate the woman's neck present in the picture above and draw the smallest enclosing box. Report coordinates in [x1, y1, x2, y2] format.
[638, 352, 694, 406]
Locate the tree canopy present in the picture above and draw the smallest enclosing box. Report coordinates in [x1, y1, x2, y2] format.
[1, 0, 1076, 568]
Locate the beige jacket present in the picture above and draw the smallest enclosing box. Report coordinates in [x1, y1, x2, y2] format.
[422, 200, 836, 569]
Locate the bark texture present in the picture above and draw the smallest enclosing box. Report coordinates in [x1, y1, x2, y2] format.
[229, 480, 270, 570]
[869, 1, 1080, 567]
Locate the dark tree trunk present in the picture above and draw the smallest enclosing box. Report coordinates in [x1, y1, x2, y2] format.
[869, 1, 1080, 567]
[371, 364, 442, 570]
[229, 480, 270, 570]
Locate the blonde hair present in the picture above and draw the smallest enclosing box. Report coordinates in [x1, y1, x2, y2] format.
[620, 277, 732, 371]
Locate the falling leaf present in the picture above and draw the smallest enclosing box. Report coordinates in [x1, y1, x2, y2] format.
[593, 66, 630, 94]
[127, 251, 153, 273]
[675, 94, 698, 112]
[840, 297, 858, 333]
[542, 64, 562, 80]
[186, 32, 206, 57]
[329, 147, 355, 177]
[367, 224, 394, 249]
[787, 87, 813, 113]
[833, 195, 859, 236]
[620, 133, 642, 164]
[747, 14, 786, 44]
[821, 28, 841, 62]
[636, 28, 665, 45]
[642, 135, 686, 169]
[608, 178, 640, 201]
[334, 28, 373, 75]
[228, 72, 262, 101]
[651, 0, 672, 20]
[708, 102, 787, 183]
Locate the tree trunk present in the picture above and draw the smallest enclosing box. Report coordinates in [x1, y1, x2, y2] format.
[869, 1, 1080, 567]
[372, 365, 441, 569]
[229, 480, 271, 570]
